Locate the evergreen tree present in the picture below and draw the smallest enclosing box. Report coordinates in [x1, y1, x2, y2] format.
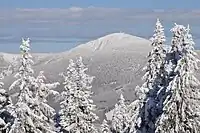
[59, 57, 98, 133]
[59, 59, 76, 132]
[156, 25, 200, 133]
[111, 94, 129, 133]
[134, 18, 167, 133]
[0, 71, 15, 133]
[101, 119, 110, 133]
[9, 38, 43, 133]
[33, 71, 60, 133]
[128, 86, 144, 133]
[149, 18, 167, 87]
[167, 23, 187, 81]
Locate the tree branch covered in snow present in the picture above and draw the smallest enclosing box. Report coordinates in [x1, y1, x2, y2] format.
[32, 71, 60, 133]
[111, 94, 129, 133]
[156, 24, 200, 133]
[0, 70, 15, 133]
[101, 119, 110, 133]
[132, 18, 167, 133]
[59, 57, 98, 133]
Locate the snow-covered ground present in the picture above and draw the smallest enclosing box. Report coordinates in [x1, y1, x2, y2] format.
[1, 32, 200, 121]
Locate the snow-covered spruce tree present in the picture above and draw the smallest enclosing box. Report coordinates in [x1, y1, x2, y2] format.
[166, 23, 187, 82]
[0, 71, 15, 133]
[58, 59, 76, 132]
[155, 25, 200, 133]
[128, 86, 144, 133]
[33, 71, 60, 133]
[111, 94, 129, 133]
[59, 57, 98, 133]
[149, 18, 168, 115]
[149, 18, 167, 87]
[132, 18, 167, 133]
[101, 119, 110, 133]
[9, 38, 43, 133]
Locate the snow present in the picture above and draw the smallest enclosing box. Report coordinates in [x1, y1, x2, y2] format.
[59, 57, 98, 133]
[105, 109, 114, 121]
[0, 66, 15, 133]
[1, 21, 200, 132]
[67, 33, 151, 56]
[156, 24, 200, 133]
[0, 32, 199, 125]
[0, 53, 19, 63]
[9, 38, 59, 133]
[111, 94, 129, 132]
[0, 118, 5, 126]
[101, 119, 110, 133]
[130, 19, 167, 133]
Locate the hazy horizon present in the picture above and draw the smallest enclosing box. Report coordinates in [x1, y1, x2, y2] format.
[0, 0, 200, 53]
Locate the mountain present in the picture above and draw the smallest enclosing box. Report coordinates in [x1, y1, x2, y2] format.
[1, 33, 153, 120]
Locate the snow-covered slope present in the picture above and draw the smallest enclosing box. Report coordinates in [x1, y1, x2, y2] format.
[0, 52, 51, 65]
[0, 53, 18, 64]
[2, 33, 152, 120]
[69, 33, 150, 52]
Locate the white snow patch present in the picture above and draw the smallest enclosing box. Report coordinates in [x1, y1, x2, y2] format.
[0, 53, 18, 63]
[105, 109, 114, 121]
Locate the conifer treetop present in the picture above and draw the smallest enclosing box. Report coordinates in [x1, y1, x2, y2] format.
[20, 38, 31, 53]
[111, 94, 129, 133]
[170, 23, 187, 49]
[59, 57, 98, 133]
[150, 18, 166, 45]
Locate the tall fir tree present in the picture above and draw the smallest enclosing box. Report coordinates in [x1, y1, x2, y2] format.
[58, 59, 76, 132]
[111, 94, 129, 133]
[0, 70, 15, 133]
[166, 24, 187, 81]
[9, 38, 43, 133]
[33, 71, 60, 133]
[156, 25, 200, 133]
[133, 18, 167, 133]
[149, 18, 167, 87]
[59, 57, 98, 133]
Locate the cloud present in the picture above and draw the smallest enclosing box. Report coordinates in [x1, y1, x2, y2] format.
[68, 7, 83, 12]
[1, 8, 200, 24]
[0, 7, 200, 43]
